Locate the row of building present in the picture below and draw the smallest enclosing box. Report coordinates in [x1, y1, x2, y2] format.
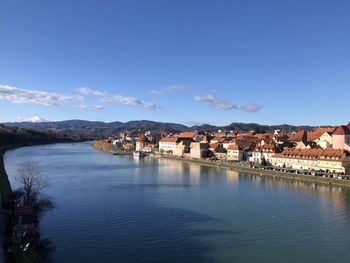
[108, 122, 350, 174]
[155, 123, 350, 174]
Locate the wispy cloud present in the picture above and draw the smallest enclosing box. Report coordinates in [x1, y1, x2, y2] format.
[17, 116, 50, 123]
[0, 84, 158, 111]
[78, 87, 106, 97]
[112, 95, 158, 109]
[194, 94, 261, 112]
[79, 104, 105, 110]
[150, 84, 187, 96]
[79, 86, 158, 109]
[0, 84, 75, 106]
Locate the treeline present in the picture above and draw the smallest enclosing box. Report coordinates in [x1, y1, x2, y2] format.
[0, 124, 80, 148]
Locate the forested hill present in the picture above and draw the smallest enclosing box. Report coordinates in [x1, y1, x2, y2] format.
[2, 120, 316, 139]
[0, 124, 79, 148]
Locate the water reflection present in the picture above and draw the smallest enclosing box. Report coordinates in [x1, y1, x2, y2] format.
[4, 143, 350, 263]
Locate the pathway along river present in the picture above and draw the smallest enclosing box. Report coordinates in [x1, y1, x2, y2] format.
[4, 142, 350, 262]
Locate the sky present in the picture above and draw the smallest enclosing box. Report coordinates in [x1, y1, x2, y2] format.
[0, 0, 349, 126]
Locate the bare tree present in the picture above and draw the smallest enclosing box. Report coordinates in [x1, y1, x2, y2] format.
[15, 160, 49, 204]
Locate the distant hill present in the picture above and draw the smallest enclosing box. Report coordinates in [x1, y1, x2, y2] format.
[2, 120, 317, 139]
[0, 124, 79, 148]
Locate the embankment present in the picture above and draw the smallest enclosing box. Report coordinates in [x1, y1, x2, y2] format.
[0, 145, 19, 208]
[161, 155, 350, 188]
[92, 140, 132, 155]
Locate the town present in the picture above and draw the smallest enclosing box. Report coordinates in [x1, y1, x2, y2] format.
[102, 122, 350, 179]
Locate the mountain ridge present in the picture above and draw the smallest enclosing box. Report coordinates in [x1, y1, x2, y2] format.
[2, 119, 319, 139]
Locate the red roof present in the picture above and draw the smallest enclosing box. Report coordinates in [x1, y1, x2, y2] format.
[159, 137, 178, 143]
[289, 130, 307, 142]
[255, 144, 276, 152]
[333, 125, 350, 136]
[275, 148, 348, 161]
[227, 144, 242, 151]
[307, 127, 335, 141]
[178, 132, 197, 139]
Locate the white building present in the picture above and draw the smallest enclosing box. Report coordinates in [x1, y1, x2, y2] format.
[159, 137, 178, 153]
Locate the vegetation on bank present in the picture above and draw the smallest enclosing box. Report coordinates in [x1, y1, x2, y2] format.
[0, 124, 79, 148]
[0, 125, 80, 208]
[0, 146, 14, 207]
[92, 140, 132, 155]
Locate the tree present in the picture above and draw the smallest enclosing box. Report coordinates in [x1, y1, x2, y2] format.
[15, 161, 49, 205]
[261, 157, 268, 166]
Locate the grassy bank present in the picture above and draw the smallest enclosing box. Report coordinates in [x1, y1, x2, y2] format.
[160, 155, 350, 188]
[0, 145, 20, 208]
[92, 140, 132, 155]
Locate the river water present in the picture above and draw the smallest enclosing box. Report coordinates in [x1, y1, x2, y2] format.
[4, 142, 350, 262]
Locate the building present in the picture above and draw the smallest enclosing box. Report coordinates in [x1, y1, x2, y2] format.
[189, 142, 209, 159]
[135, 135, 149, 151]
[209, 143, 227, 160]
[159, 137, 178, 153]
[332, 125, 350, 151]
[316, 131, 333, 149]
[173, 141, 187, 157]
[251, 144, 276, 164]
[271, 148, 350, 174]
[227, 144, 243, 161]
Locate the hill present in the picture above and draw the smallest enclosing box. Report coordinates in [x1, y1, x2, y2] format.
[0, 124, 79, 148]
[2, 120, 316, 139]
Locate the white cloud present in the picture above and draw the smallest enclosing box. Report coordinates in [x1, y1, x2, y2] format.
[79, 86, 158, 110]
[0, 85, 75, 106]
[79, 104, 105, 110]
[78, 87, 106, 97]
[113, 95, 158, 109]
[150, 84, 187, 96]
[17, 116, 50, 123]
[194, 94, 261, 112]
[1, 84, 158, 111]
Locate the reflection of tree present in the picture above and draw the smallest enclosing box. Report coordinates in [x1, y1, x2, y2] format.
[4, 161, 55, 262]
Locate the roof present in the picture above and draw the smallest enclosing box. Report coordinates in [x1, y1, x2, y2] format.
[333, 125, 350, 136]
[227, 144, 242, 151]
[209, 143, 219, 149]
[274, 148, 348, 162]
[137, 134, 149, 142]
[178, 131, 197, 139]
[307, 127, 335, 141]
[159, 137, 178, 143]
[254, 144, 276, 152]
[289, 130, 307, 142]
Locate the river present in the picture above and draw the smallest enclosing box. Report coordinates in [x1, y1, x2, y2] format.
[4, 142, 350, 262]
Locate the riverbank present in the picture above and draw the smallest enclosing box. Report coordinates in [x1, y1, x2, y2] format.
[91, 143, 350, 188]
[161, 155, 350, 188]
[92, 140, 132, 155]
[0, 145, 20, 208]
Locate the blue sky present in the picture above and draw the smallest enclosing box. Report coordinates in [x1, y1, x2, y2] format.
[0, 0, 349, 126]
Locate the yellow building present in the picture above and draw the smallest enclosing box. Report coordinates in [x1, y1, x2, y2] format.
[271, 148, 350, 174]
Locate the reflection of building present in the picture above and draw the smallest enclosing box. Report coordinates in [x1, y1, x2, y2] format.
[226, 170, 239, 185]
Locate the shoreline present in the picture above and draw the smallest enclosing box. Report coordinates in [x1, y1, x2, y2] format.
[0, 144, 21, 208]
[91, 143, 350, 188]
[160, 155, 350, 188]
[92, 140, 132, 155]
